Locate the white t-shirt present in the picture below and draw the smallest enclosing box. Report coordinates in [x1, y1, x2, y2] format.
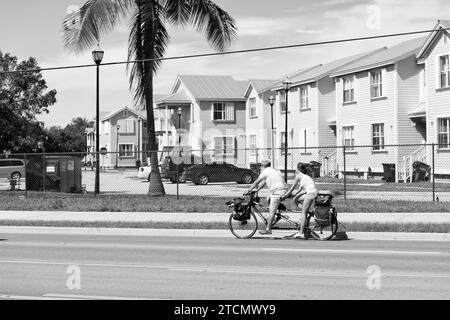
[297, 172, 317, 194]
[258, 167, 286, 192]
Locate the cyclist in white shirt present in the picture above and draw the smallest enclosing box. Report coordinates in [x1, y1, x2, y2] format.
[247, 160, 287, 235]
[281, 163, 318, 239]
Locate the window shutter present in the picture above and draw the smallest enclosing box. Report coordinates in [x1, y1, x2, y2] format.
[436, 55, 442, 89]
[225, 103, 234, 121]
[300, 129, 306, 150]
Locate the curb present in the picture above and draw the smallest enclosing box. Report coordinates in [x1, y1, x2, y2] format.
[0, 226, 449, 241]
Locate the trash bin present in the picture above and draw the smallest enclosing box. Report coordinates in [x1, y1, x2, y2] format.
[412, 161, 430, 182]
[382, 163, 396, 182]
[309, 161, 322, 178]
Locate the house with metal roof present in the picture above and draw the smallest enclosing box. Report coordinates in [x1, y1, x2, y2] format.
[88, 96, 169, 168]
[416, 20, 450, 177]
[330, 36, 428, 181]
[156, 75, 248, 165]
[268, 49, 384, 175]
[243, 79, 277, 168]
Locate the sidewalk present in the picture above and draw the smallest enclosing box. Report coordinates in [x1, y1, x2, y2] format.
[0, 211, 449, 224]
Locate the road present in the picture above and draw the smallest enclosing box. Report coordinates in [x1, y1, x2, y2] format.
[0, 231, 449, 300]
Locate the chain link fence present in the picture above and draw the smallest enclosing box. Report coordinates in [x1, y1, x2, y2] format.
[1, 144, 448, 202]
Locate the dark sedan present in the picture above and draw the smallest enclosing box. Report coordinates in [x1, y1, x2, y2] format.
[183, 162, 258, 185]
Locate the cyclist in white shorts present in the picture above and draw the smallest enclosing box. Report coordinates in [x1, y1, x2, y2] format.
[281, 163, 318, 239]
[247, 160, 287, 235]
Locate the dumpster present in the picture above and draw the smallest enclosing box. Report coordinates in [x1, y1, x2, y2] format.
[381, 163, 396, 182]
[26, 155, 82, 193]
[309, 161, 322, 178]
[412, 161, 430, 182]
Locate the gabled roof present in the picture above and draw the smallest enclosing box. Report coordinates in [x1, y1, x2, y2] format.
[285, 48, 386, 86]
[270, 65, 322, 91]
[173, 75, 248, 100]
[244, 79, 277, 97]
[331, 37, 427, 77]
[409, 102, 426, 118]
[156, 90, 191, 105]
[417, 20, 450, 59]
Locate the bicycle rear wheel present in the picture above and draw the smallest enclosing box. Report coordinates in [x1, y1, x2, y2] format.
[229, 211, 258, 239]
[306, 213, 338, 241]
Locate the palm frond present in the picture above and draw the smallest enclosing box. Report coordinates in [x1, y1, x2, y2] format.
[160, 0, 191, 26]
[63, 0, 134, 53]
[187, 0, 237, 52]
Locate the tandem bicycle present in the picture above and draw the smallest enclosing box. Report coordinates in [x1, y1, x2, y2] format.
[226, 191, 338, 240]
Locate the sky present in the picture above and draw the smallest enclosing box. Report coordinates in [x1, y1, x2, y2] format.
[1, 0, 449, 127]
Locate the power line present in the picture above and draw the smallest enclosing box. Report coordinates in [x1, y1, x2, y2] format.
[0, 27, 446, 75]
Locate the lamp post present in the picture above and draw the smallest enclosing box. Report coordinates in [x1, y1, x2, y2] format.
[282, 77, 292, 182]
[116, 124, 120, 168]
[177, 107, 182, 200]
[37, 140, 46, 192]
[268, 95, 275, 166]
[92, 45, 104, 195]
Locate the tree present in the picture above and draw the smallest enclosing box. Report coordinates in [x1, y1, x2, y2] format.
[45, 117, 90, 153]
[62, 0, 237, 196]
[0, 52, 57, 153]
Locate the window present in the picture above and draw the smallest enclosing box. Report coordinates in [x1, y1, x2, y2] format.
[343, 126, 355, 151]
[299, 86, 309, 110]
[372, 123, 385, 150]
[123, 110, 128, 117]
[119, 144, 135, 157]
[438, 117, 450, 149]
[214, 136, 235, 156]
[280, 132, 287, 155]
[280, 91, 286, 113]
[370, 70, 383, 98]
[213, 102, 234, 121]
[343, 77, 355, 103]
[117, 119, 135, 134]
[444, 32, 449, 45]
[249, 98, 257, 117]
[440, 55, 450, 88]
[249, 134, 257, 155]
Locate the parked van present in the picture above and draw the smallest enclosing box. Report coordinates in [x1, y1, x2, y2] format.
[0, 159, 26, 180]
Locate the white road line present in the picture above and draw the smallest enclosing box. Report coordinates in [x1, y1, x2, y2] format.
[2, 242, 445, 256]
[261, 248, 442, 255]
[0, 294, 68, 300]
[1, 259, 449, 279]
[43, 293, 162, 300]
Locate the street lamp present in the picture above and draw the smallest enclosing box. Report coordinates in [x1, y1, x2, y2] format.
[116, 124, 120, 168]
[92, 44, 104, 195]
[177, 107, 182, 199]
[282, 77, 292, 182]
[37, 140, 46, 192]
[268, 95, 275, 166]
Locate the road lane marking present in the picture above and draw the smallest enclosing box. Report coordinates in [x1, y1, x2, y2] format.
[261, 248, 443, 256]
[0, 294, 68, 300]
[1, 259, 449, 280]
[1, 242, 445, 256]
[43, 293, 163, 300]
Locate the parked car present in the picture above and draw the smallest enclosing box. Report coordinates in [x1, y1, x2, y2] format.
[183, 162, 257, 185]
[0, 159, 26, 180]
[160, 155, 202, 183]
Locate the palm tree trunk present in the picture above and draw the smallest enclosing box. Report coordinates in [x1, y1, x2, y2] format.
[142, 0, 165, 196]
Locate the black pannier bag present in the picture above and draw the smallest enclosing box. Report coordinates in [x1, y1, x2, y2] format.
[232, 198, 251, 221]
[315, 193, 333, 207]
[314, 206, 336, 227]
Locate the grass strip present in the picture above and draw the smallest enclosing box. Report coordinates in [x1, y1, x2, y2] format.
[0, 220, 449, 233]
[1, 192, 450, 213]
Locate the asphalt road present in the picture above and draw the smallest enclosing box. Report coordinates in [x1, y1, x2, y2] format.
[0, 232, 449, 300]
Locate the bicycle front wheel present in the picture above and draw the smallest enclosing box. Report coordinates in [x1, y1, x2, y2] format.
[306, 213, 338, 241]
[229, 211, 258, 239]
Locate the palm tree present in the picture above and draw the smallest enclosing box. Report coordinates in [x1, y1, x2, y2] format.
[62, 0, 237, 196]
